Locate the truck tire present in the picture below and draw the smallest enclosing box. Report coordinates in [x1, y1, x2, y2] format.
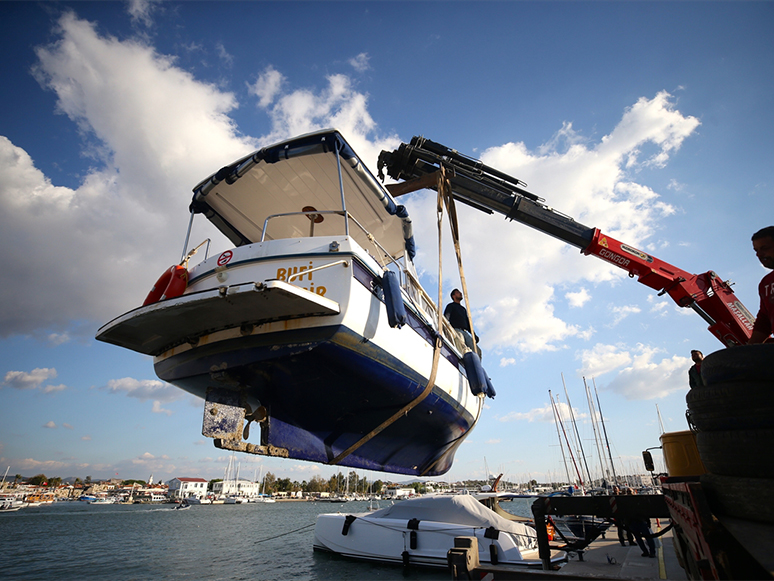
[696, 429, 774, 478]
[700, 473, 774, 524]
[686, 381, 774, 431]
[700, 344, 774, 385]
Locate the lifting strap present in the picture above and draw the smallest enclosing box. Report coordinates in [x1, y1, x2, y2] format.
[328, 172, 449, 466]
[329, 168, 483, 468]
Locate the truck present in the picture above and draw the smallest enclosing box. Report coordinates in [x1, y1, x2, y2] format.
[377, 137, 773, 580]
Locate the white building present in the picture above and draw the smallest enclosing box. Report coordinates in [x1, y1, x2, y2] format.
[383, 487, 414, 499]
[168, 477, 208, 499]
[212, 478, 260, 498]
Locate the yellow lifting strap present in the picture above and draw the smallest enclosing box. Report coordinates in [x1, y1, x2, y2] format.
[329, 168, 481, 469]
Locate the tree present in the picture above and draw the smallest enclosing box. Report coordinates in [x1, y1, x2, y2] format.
[372, 480, 383, 494]
[262, 472, 276, 493]
[28, 474, 47, 486]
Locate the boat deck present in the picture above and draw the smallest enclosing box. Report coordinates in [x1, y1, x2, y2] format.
[466, 524, 686, 580]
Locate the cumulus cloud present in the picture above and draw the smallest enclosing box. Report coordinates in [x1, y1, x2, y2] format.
[105, 377, 181, 403]
[248, 65, 285, 108]
[577, 343, 633, 377]
[605, 346, 690, 400]
[0, 12, 256, 337]
[3, 368, 64, 393]
[403, 92, 697, 355]
[566, 288, 591, 308]
[499, 401, 586, 423]
[0, 11, 698, 377]
[43, 421, 56, 429]
[0, 13, 399, 340]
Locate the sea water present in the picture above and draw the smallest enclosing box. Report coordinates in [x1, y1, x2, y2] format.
[0, 498, 534, 580]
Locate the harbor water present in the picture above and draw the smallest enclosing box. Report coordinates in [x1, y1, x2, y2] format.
[1, 498, 535, 580]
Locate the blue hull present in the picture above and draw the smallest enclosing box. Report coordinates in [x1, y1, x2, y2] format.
[155, 325, 476, 476]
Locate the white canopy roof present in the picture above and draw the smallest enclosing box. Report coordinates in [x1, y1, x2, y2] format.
[190, 129, 413, 262]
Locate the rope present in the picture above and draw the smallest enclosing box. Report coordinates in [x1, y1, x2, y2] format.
[327, 172, 452, 467]
[253, 522, 316, 544]
[439, 166, 477, 350]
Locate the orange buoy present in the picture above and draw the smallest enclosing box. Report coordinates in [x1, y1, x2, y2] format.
[143, 265, 188, 306]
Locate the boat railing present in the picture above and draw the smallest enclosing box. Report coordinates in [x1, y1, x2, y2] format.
[402, 268, 469, 355]
[262, 209, 406, 278]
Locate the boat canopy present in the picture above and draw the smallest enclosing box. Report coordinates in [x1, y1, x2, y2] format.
[367, 495, 536, 538]
[190, 129, 415, 262]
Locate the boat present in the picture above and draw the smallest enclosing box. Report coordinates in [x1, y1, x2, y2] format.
[87, 496, 115, 505]
[95, 129, 494, 476]
[173, 500, 191, 510]
[313, 494, 566, 569]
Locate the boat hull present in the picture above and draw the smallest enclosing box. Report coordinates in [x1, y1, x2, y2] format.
[156, 322, 476, 475]
[313, 496, 553, 569]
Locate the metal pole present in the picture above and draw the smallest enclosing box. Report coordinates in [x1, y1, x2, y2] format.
[334, 141, 349, 236]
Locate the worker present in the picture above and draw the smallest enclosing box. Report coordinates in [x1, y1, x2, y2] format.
[688, 350, 705, 388]
[749, 226, 774, 344]
[444, 288, 479, 351]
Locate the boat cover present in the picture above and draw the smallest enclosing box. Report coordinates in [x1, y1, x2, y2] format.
[190, 129, 415, 263]
[367, 495, 536, 538]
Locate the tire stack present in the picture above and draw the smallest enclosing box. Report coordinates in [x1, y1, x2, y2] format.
[686, 344, 774, 523]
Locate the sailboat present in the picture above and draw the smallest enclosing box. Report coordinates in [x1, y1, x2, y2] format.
[96, 129, 493, 476]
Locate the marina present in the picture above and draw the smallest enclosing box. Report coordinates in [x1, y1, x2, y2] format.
[0, 495, 683, 581]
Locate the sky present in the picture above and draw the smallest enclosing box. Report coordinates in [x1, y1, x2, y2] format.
[1, 1, 772, 487]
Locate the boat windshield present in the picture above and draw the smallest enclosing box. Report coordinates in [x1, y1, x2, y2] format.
[190, 130, 412, 264]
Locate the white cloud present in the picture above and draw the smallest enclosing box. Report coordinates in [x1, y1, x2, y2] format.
[43, 421, 56, 429]
[499, 400, 587, 423]
[105, 377, 181, 403]
[3, 368, 59, 390]
[63, 423, 74, 430]
[577, 343, 632, 377]
[248, 65, 285, 108]
[127, 0, 158, 27]
[82, 435, 92, 441]
[0, 12, 256, 337]
[349, 52, 371, 73]
[610, 304, 642, 326]
[566, 287, 591, 308]
[0, 11, 699, 372]
[404, 92, 697, 355]
[605, 345, 691, 400]
[151, 400, 173, 416]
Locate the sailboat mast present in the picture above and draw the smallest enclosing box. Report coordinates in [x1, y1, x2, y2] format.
[551, 390, 584, 490]
[584, 376, 609, 485]
[549, 390, 572, 486]
[562, 374, 594, 488]
[593, 378, 618, 484]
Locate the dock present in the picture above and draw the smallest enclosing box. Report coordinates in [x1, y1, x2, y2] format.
[459, 523, 686, 580]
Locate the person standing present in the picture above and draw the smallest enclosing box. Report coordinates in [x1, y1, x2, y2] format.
[749, 226, 774, 344]
[688, 350, 705, 388]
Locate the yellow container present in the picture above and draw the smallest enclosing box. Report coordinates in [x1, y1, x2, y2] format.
[660, 430, 707, 477]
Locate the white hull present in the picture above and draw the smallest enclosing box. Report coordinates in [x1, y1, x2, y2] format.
[313, 495, 558, 569]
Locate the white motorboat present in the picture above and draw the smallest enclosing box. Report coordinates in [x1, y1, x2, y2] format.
[313, 494, 565, 569]
[96, 130, 494, 476]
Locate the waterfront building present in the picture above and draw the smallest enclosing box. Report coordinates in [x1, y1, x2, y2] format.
[168, 477, 208, 499]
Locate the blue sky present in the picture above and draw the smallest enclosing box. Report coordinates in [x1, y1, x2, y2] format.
[1, 1, 772, 486]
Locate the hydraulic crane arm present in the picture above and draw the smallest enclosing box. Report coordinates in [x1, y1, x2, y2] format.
[377, 136, 755, 346]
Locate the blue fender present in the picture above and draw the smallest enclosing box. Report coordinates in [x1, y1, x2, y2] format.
[463, 351, 496, 399]
[382, 271, 407, 328]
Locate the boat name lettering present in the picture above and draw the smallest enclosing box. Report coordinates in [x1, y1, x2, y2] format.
[598, 248, 630, 267]
[276, 262, 327, 296]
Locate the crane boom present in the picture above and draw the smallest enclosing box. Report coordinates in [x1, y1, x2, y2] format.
[377, 136, 755, 346]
